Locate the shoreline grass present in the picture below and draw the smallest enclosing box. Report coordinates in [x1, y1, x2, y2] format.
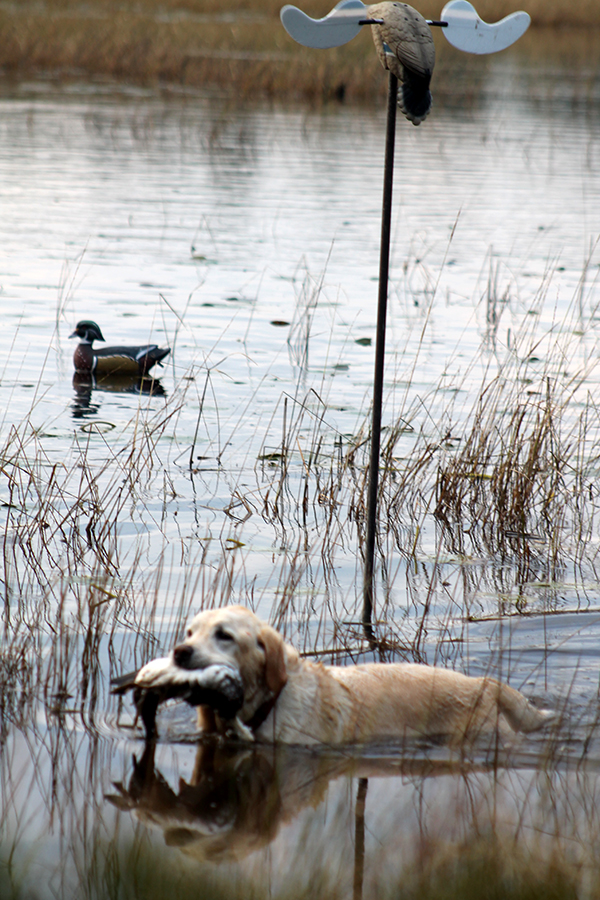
[1, 1, 600, 102]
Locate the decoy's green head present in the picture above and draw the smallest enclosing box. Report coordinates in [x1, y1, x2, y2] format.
[69, 321, 106, 342]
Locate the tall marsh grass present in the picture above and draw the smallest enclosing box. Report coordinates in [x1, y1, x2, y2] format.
[3, 255, 600, 897]
[1, 0, 599, 102]
[3, 266, 600, 722]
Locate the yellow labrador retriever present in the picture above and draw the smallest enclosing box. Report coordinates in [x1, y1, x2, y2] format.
[162, 605, 551, 746]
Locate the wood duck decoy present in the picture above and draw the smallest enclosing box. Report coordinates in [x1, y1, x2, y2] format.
[70, 320, 171, 376]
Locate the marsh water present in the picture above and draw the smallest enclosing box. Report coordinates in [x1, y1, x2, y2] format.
[2, 31, 600, 897]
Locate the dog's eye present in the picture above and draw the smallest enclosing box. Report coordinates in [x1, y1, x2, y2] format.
[186, 628, 192, 638]
[215, 627, 234, 642]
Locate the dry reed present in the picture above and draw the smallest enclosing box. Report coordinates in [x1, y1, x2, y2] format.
[2, 249, 600, 897]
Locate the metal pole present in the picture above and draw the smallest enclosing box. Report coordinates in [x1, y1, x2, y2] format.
[362, 71, 398, 645]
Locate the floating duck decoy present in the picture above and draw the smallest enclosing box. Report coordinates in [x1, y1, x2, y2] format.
[368, 2, 435, 125]
[70, 320, 171, 376]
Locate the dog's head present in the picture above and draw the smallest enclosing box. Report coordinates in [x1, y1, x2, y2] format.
[172, 606, 289, 700]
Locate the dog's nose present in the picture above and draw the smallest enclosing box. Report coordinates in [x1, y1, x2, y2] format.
[173, 643, 194, 668]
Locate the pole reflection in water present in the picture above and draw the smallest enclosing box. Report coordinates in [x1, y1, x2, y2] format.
[353, 777, 368, 900]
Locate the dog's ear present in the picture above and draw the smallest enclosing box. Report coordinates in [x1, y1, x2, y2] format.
[257, 625, 288, 695]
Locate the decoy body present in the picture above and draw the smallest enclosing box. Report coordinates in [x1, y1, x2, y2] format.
[70, 320, 171, 376]
[368, 1, 435, 125]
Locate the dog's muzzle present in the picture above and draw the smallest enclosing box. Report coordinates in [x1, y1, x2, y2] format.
[173, 643, 195, 669]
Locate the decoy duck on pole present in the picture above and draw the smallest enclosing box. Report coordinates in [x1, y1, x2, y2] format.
[367, 2, 436, 125]
[69, 320, 171, 376]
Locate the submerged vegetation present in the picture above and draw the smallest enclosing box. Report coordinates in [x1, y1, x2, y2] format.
[0, 833, 586, 899]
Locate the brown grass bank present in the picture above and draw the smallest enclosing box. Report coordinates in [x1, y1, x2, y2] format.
[1, 0, 599, 102]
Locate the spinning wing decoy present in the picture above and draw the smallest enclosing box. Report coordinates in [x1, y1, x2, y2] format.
[368, 1, 435, 125]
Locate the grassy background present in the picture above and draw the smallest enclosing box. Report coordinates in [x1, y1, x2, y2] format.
[1, 0, 599, 101]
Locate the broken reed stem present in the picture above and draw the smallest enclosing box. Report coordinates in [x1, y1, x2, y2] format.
[189, 369, 210, 470]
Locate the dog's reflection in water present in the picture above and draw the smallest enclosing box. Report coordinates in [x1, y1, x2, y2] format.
[108, 741, 349, 862]
[106, 739, 471, 864]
